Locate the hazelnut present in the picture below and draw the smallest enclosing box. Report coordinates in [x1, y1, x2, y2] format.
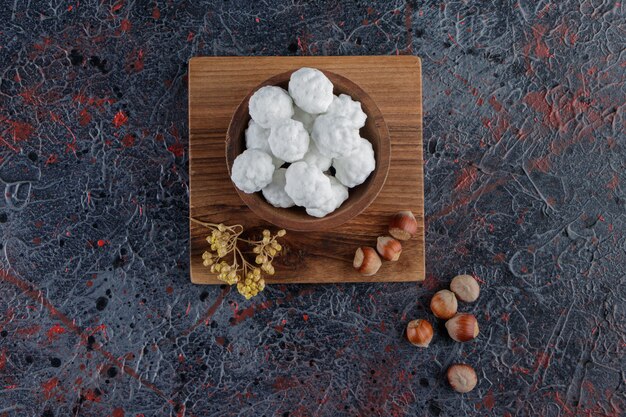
[406, 319, 433, 348]
[389, 210, 418, 241]
[430, 289, 458, 320]
[450, 274, 480, 302]
[447, 364, 477, 393]
[353, 247, 381, 276]
[445, 314, 479, 342]
[376, 236, 402, 261]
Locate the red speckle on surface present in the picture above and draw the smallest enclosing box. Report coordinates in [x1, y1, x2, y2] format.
[523, 90, 560, 129]
[0, 350, 6, 371]
[531, 24, 551, 59]
[606, 174, 619, 190]
[422, 274, 439, 291]
[483, 389, 495, 410]
[73, 94, 116, 110]
[187, 31, 195, 42]
[215, 336, 226, 346]
[41, 377, 59, 399]
[120, 19, 131, 32]
[255, 17, 260, 23]
[528, 156, 551, 173]
[488, 95, 503, 112]
[454, 166, 478, 191]
[86, 280, 93, 287]
[7, 120, 34, 142]
[113, 110, 128, 128]
[165, 286, 173, 294]
[112, 408, 125, 417]
[111, 0, 124, 13]
[16, 325, 41, 337]
[121, 134, 135, 147]
[97, 239, 107, 247]
[46, 324, 65, 342]
[533, 351, 551, 371]
[83, 388, 101, 402]
[152, 6, 160, 19]
[167, 143, 184, 157]
[46, 154, 58, 165]
[302, 314, 309, 321]
[79, 108, 92, 126]
[127, 49, 144, 72]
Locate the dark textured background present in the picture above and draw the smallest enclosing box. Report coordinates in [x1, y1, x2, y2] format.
[1, 1, 625, 416]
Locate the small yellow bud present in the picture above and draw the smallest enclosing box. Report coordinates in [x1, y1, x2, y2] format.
[262, 229, 271, 237]
[253, 246, 262, 254]
[268, 248, 277, 256]
[262, 236, 270, 244]
[277, 229, 286, 237]
[217, 224, 226, 232]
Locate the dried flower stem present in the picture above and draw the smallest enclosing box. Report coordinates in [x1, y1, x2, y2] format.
[191, 217, 286, 299]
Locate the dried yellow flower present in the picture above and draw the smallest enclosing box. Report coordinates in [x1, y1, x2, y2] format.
[192, 218, 286, 299]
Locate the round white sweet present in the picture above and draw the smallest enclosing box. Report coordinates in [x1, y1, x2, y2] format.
[311, 114, 361, 159]
[284, 161, 333, 209]
[245, 120, 284, 167]
[249, 86, 294, 128]
[326, 94, 367, 129]
[301, 142, 332, 171]
[261, 168, 294, 208]
[292, 105, 317, 132]
[268, 119, 310, 163]
[306, 176, 349, 217]
[333, 138, 376, 188]
[231, 149, 275, 194]
[288, 68, 334, 114]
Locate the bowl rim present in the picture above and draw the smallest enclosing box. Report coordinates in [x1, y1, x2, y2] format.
[225, 69, 391, 231]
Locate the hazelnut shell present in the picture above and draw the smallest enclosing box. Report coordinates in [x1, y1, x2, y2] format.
[389, 210, 418, 241]
[445, 313, 479, 342]
[450, 274, 480, 302]
[353, 247, 382, 276]
[376, 236, 402, 261]
[430, 289, 458, 320]
[447, 364, 478, 393]
[406, 319, 433, 348]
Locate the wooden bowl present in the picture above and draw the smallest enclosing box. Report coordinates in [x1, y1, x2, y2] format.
[226, 69, 390, 231]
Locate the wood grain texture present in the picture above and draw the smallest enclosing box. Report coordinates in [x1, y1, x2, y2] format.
[189, 56, 424, 284]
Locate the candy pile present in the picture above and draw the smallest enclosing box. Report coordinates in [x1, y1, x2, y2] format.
[230, 68, 376, 218]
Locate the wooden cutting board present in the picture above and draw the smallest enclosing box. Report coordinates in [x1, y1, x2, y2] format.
[189, 56, 424, 284]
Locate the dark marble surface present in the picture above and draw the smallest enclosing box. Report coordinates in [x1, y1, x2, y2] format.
[1, 1, 625, 416]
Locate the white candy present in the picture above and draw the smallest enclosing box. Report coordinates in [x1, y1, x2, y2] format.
[288, 68, 334, 114]
[301, 142, 332, 171]
[311, 114, 361, 159]
[262, 168, 294, 208]
[268, 119, 310, 163]
[292, 106, 317, 132]
[230, 149, 275, 194]
[326, 94, 367, 128]
[245, 120, 284, 167]
[333, 138, 376, 188]
[249, 86, 293, 128]
[284, 161, 333, 209]
[306, 176, 349, 217]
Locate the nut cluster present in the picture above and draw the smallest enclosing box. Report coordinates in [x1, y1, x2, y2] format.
[352, 210, 417, 276]
[193, 218, 286, 299]
[406, 273, 482, 393]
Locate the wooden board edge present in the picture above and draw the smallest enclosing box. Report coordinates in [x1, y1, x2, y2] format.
[187, 55, 426, 285]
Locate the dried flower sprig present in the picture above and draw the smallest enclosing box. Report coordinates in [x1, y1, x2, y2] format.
[191, 218, 286, 299]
